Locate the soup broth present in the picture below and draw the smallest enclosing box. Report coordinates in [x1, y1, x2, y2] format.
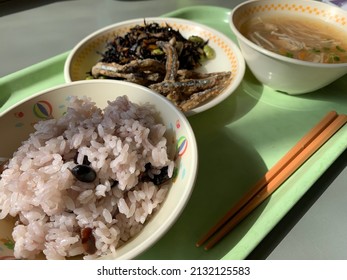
[240, 15, 347, 63]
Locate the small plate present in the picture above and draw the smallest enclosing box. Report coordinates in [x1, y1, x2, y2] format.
[64, 17, 245, 116]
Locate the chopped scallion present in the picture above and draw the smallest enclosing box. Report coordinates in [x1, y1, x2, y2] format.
[311, 48, 321, 53]
[329, 53, 340, 62]
[336, 45, 346, 53]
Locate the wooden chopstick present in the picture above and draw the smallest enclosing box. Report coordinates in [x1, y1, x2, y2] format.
[196, 111, 347, 250]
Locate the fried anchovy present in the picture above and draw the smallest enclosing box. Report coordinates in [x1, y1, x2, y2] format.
[119, 72, 163, 85]
[92, 68, 162, 86]
[179, 83, 228, 112]
[177, 69, 232, 80]
[149, 71, 231, 96]
[91, 59, 166, 78]
[156, 40, 179, 81]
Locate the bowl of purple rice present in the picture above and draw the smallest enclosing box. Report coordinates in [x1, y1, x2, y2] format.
[0, 79, 198, 260]
[64, 17, 245, 116]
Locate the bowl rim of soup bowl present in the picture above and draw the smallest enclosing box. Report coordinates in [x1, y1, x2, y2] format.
[0, 79, 199, 260]
[229, 0, 347, 69]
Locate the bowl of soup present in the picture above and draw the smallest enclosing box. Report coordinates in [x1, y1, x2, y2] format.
[230, 0, 347, 95]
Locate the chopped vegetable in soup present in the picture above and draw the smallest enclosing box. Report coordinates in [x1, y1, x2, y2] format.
[240, 15, 347, 63]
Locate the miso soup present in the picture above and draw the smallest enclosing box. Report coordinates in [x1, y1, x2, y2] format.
[240, 15, 347, 63]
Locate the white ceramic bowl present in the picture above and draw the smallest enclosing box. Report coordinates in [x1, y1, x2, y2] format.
[230, 0, 347, 95]
[0, 80, 198, 260]
[64, 17, 245, 115]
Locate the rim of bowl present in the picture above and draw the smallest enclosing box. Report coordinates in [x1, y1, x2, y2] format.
[229, 0, 347, 68]
[63, 17, 246, 116]
[0, 79, 199, 260]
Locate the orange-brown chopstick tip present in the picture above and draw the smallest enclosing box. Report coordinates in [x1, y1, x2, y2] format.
[196, 112, 346, 250]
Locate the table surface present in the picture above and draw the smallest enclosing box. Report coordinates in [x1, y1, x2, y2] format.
[1, 0, 346, 260]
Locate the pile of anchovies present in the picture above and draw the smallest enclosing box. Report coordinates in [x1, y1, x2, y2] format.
[89, 21, 232, 112]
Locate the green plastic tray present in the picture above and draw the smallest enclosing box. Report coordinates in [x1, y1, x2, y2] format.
[0, 6, 346, 260]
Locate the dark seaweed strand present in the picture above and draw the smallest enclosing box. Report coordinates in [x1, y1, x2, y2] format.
[100, 21, 207, 70]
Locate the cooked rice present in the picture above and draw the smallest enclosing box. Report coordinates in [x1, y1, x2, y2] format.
[0, 95, 174, 260]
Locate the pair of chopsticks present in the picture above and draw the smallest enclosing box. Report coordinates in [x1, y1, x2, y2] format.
[196, 111, 347, 250]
